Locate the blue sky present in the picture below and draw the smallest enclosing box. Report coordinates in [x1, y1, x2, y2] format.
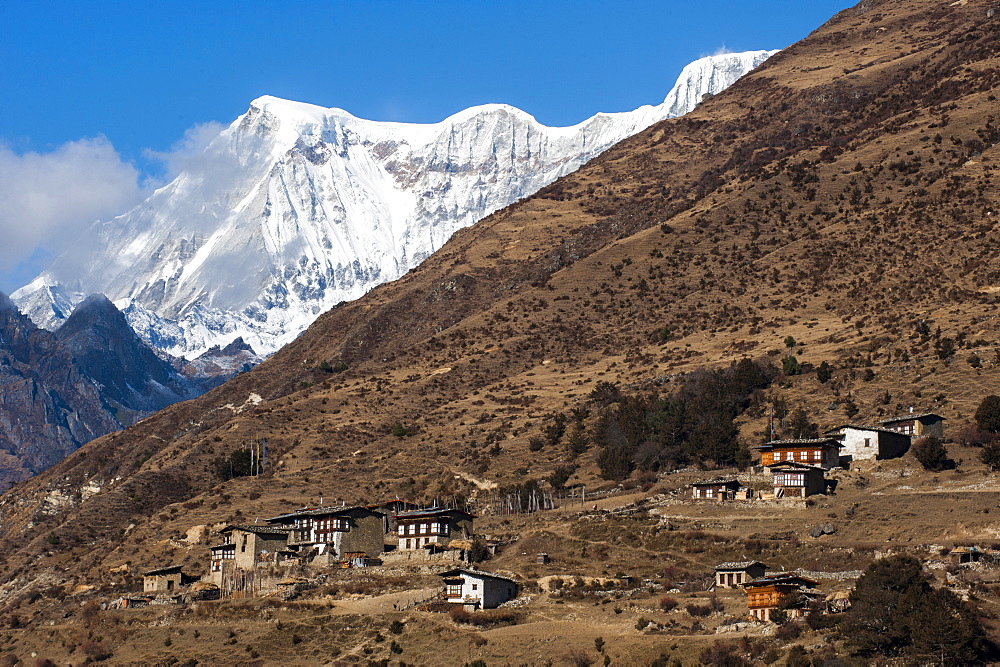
[0, 0, 851, 293]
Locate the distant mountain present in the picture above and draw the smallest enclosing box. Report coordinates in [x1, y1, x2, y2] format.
[0, 293, 197, 488]
[13, 50, 775, 359]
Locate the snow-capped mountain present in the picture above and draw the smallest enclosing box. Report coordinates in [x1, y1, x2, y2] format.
[14, 50, 776, 358]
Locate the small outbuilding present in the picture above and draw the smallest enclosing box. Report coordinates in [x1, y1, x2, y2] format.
[438, 568, 518, 610]
[950, 546, 983, 565]
[143, 565, 199, 593]
[691, 479, 743, 500]
[714, 561, 767, 588]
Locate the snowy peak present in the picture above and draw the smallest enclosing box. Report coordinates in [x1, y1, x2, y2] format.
[15, 49, 776, 359]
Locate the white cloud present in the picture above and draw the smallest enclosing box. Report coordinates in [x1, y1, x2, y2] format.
[711, 46, 734, 56]
[144, 121, 226, 181]
[0, 137, 146, 271]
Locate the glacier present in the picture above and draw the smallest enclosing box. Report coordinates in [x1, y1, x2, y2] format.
[14, 50, 776, 359]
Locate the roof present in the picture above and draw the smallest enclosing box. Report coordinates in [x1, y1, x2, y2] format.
[766, 461, 826, 471]
[880, 412, 945, 424]
[266, 506, 377, 522]
[754, 438, 842, 451]
[715, 561, 765, 571]
[950, 546, 982, 554]
[220, 524, 291, 535]
[209, 543, 235, 552]
[744, 573, 818, 588]
[824, 424, 909, 436]
[692, 478, 740, 487]
[143, 565, 184, 576]
[395, 507, 477, 520]
[366, 500, 418, 510]
[437, 568, 516, 583]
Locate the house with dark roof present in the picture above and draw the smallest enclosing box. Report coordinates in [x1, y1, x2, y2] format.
[754, 438, 842, 469]
[744, 573, 818, 621]
[394, 508, 475, 551]
[266, 506, 384, 560]
[880, 412, 945, 439]
[208, 524, 290, 585]
[714, 561, 767, 588]
[691, 478, 743, 501]
[367, 499, 419, 534]
[438, 568, 518, 609]
[768, 461, 827, 498]
[824, 424, 911, 463]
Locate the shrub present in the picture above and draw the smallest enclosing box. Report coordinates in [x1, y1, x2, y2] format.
[447, 607, 521, 627]
[658, 596, 678, 612]
[817, 360, 832, 383]
[79, 641, 112, 662]
[981, 443, 1000, 471]
[685, 603, 712, 617]
[388, 619, 405, 635]
[392, 423, 408, 438]
[912, 436, 953, 471]
[975, 395, 1000, 433]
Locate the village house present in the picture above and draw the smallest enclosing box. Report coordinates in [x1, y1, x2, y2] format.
[714, 561, 767, 588]
[266, 506, 384, 559]
[394, 507, 475, 551]
[950, 546, 984, 565]
[691, 479, 744, 501]
[367, 499, 419, 535]
[824, 424, 911, 464]
[438, 568, 518, 609]
[880, 411, 945, 439]
[143, 565, 199, 593]
[744, 573, 818, 622]
[768, 461, 827, 498]
[208, 524, 290, 586]
[754, 438, 842, 469]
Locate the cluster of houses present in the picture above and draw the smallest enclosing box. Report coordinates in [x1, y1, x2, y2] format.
[141, 501, 521, 611]
[693, 412, 944, 500]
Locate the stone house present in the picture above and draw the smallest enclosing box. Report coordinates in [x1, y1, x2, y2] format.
[208, 524, 290, 586]
[438, 568, 518, 609]
[880, 412, 945, 439]
[143, 565, 199, 593]
[754, 438, 842, 469]
[824, 424, 911, 464]
[394, 508, 475, 551]
[768, 461, 827, 498]
[714, 561, 767, 588]
[266, 506, 384, 558]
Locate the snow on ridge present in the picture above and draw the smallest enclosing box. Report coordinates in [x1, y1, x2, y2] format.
[16, 50, 777, 359]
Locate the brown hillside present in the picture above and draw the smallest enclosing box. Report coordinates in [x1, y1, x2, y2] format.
[2, 0, 1000, 596]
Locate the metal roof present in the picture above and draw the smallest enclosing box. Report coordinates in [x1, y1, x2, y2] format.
[715, 561, 765, 570]
[266, 506, 375, 522]
[221, 524, 291, 535]
[394, 507, 476, 520]
[880, 412, 945, 424]
[436, 568, 516, 583]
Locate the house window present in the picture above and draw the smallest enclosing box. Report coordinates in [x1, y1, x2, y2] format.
[447, 584, 461, 597]
[864, 438, 871, 448]
[706, 488, 714, 498]
[799, 451, 807, 461]
[405, 539, 412, 549]
[472, 584, 478, 590]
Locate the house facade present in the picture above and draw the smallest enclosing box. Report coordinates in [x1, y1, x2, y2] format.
[768, 461, 827, 498]
[880, 412, 945, 439]
[714, 561, 767, 588]
[143, 565, 198, 593]
[825, 425, 911, 463]
[744, 574, 818, 621]
[691, 479, 742, 500]
[438, 569, 518, 609]
[266, 506, 384, 558]
[754, 438, 842, 469]
[394, 508, 475, 551]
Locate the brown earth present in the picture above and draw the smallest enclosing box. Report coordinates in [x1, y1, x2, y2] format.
[3, 0, 1000, 663]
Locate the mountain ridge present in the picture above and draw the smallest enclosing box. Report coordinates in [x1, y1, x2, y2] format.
[13, 50, 776, 359]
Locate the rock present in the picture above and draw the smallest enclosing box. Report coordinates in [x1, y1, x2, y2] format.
[809, 526, 825, 538]
[822, 523, 837, 535]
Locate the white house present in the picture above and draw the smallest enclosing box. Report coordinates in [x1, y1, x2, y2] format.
[438, 568, 518, 609]
[824, 424, 910, 463]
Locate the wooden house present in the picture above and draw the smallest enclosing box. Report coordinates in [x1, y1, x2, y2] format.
[714, 561, 767, 588]
[691, 479, 742, 500]
[824, 424, 911, 464]
[143, 565, 199, 593]
[266, 506, 384, 559]
[744, 573, 818, 622]
[754, 438, 842, 469]
[438, 568, 518, 609]
[394, 508, 475, 551]
[880, 412, 945, 439]
[767, 461, 827, 498]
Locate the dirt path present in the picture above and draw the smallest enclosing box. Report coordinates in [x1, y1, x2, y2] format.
[329, 587, 438, 614]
